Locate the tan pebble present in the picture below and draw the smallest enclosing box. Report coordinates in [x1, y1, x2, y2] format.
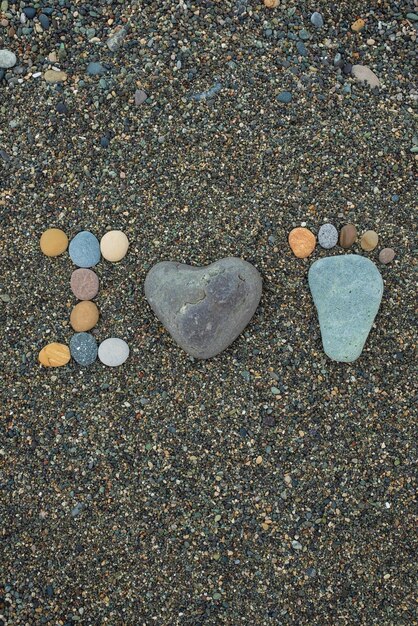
[367, 38, 375, 45]
[288, 227, 316, 258]
[264, 0, 280, 7]
[70, 301, 99, 332]
[360, 230, 379, 251]
[379, 248, 395, 264]
[100, 230, 129, 262]
[351, 18, 365, 32]
[339, 224, 357, 248]
[39, 343, 71, 367]
[44, 69, 67, 83]
[40, 228, 68, 256]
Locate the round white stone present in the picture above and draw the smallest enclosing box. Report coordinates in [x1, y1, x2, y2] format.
[0, 49, 17, 69]
[100, 230, 129, 262]
[98, 338, 129, 367]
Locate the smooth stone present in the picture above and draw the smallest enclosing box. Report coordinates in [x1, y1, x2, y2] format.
[0, 49, 17, 69]
[144, 257, 262, 359]
[86, 61, 106, 76]
[296, 41, 307, 56]
[318, 223, 338, 249]
[263, 0, 280, 7]
[70, 333, 97, 366]
[277, 91, 292, 103]
[106, 26, 128, 51]
[360, 230, 379, 251]
[44, 69, 67, 83]
[70, 269, 99, 300]
[39, 343, 70, 367]
[352, 65, 380, 89]
[98, 338, 129, 367]
[406, 13, 418, 21]
[39, 13, 49, 29]
[23, 7, 36, 18]
[351, 18, 365, 32]
[310, 12, 324, 28]
[100, 230, 129, 262]
[379, 248, 395, 265]
[70, 301, 99, 332]
[69, 231, 100, 268]
[288, 227, 316, 258]
[339, 224, 357, 248]
[308, 255, 383, 362]
[40, 228, 68, 256]
[135, 89, 147, 105]
[56, 101, 68, 114]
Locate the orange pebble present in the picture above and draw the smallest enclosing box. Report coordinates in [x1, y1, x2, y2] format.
[70, 301, 99, 332]
[39, 343, 71, 367]
[288, 227, 316, 258]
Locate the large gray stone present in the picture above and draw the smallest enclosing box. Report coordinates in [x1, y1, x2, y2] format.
[308, 255, 383, 362]
[144, 257, 262, 359]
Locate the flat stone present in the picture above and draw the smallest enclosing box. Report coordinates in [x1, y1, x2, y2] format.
[98, 338, 129, 366]
[44, 69, 67, 83]
[310, 12, 324, 28]
[351, 18, 365, 32]
[23, 7, 36, 18]
[277, 91, 292, 103]
[86, 61, 106, 76]
[308, 255, 383, 362]
[106, 26, 128, 52]
[70, 301, 99, 332]
[263, 0, 279, 7]
[0, 49, 17, 69]
[288, 227, 316, 258]
[70, 332, 97, 366]
[39, 14, 49, 29]
[70, 269, 99, 300]
[135, 89, 147, 105]
[379, 248, 395, 264]
[144, 257, 262, 359]
[39, 343, 70, 367]
[40, 228, 68, 256]
[69, 231, 100, 268]
[352, 65, 380, 88]
[360, 230, 379, 251]
[318, 223, 338, 249]
[339, 224, 357, 248]
[100, 230, 129, 262]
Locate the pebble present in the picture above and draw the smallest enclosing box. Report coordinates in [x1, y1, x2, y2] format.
[277, 91, 292, 104]
[98, 338, 130, 367]
[379, 248, 395, 264]
[39, 14, 49, 30]
[288, 227, 316, 258]
[406, 13, 418, 21]
[44, 69, 67, 83]
[339, 224, 357, 248]
[40, 228, 68, 256]
[86, 62, 106, 76]
[23, 7, 36, 19]
[70, 301, 99, 332]
[352, 65, 380, 89]
[0, 49, 17, 69]
[69, 231, 100, 268]
[360, 230, 379, 251]
[70, 268, 99, 300]
[106, 26, 128, 52]
[100, 230, 129, 262]
[310, 12, 324, 28]
[351, 18, 365, 32]
[70, 333, 98, 366]
[309, 255, 383, 362]
[296, 41, 307, 56]
[38, 343, 71, 367]
[144, 258, 262, 359]
[135, 89, 147, 106]
[263, 0, 279, 7]
[318, 224, 338, 249]
[56, 102, 68, 114]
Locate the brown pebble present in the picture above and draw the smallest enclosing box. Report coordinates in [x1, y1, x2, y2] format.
[40, 228, 68, 257]
[288, 227, 316, 258]
[351, 18, 365, 32]
[360, 230, 379, 251]
[263, 0, 280, 7]
[39, 343, 71, 367]
[70, 301, 99, 332]
[379, 248, 395, 264]
[339, 224, 357, 248]
[71, 269, 99, 300]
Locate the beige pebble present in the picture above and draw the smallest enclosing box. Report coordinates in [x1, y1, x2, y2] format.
[263, 0, 280, 7]
[351, 18, 365, 32]
[360, 230, 379, 251]
[44, 69, 67, 83]
[100, 230, 129, 262]
[40, 228, 68, 256]
[288, 227, 316, 258]
[379, 248, 395, 264]
[39, 343, 71, 367]
[70, 301, 99, 332]
[367, 38, 375, 45]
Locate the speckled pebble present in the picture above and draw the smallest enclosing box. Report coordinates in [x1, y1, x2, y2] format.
[318, 223, 338, 249]
[69, 231, 100, 268]
[70, 269, 99, 300]
[69, 333, 98, 366]
[0, 49, 17, 69]
[98, 338, 130, 367]
[288, 227, 316, 258]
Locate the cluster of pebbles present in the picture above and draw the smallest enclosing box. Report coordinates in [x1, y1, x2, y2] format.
[38, 227, 130, 367]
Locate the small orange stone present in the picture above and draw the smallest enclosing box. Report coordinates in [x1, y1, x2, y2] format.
[264, 0, 280, 8]
[70, 301, 99, 332]
[39, 343, 71, 367]
[40, 228, 68, 257]
[288, 227, 316, 258]
[351, 18, 365, 32]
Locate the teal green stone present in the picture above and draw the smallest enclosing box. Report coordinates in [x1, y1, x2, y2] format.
[308, 255, 383, 362]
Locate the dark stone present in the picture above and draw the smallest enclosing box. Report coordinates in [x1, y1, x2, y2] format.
[39, 14, 50, 29]
[56, 101, 68, 114]
[23, 7, 36, 19]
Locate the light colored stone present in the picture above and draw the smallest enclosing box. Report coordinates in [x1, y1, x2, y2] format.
[69, 231, 100, 268]
[351, 18, 365, 32]
[318, 223, 338, 249]
[39, 343, 71, 367]
[379, 248, 395, 264]
[352, 65, 380, 88]
[98, 338, 130, 366]
[44, 69, 67, 83]
[40, 228, 68, 256]
[0, 49, 17, 69]
[360, 230, 379, 251]
[264, 0, 279, 7]
[288, 227, 316, 258]
[308, 255, 383, 362]
[100, 230, 129, 262]
[70, 301, 99, 332]
[70, 269, 99, 300]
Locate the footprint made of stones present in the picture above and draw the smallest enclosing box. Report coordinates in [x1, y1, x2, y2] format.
[144, 257, 262, 359]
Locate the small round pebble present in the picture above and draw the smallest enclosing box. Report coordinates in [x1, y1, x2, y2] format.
[288, 227, 316, 258]
[277, 91, 292, 104]
[98, 338, 130, 367]
[379, 248, 395, 264]
[70, 333, 98, 366]
[310, 12, 324, 28]
[100, 230, 129, 262]
[360, 230, 379, 251]
[69, 231, 100, 268]
[40, 228, 68, 256]
[39, 343, 70, 367]
[263, 0, 279, 7]
[70, 269, 99, 300]
[70, 301, 99, 332]
[0, 49, 17, 69]
[318, 223, 338, 249]
[339, 224, 357, 248]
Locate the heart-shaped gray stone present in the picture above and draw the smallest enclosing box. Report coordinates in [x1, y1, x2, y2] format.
[144, 257, 262, 359]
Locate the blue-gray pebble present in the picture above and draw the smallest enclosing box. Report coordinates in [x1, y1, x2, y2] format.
[311, 12, 324, 28]
[69, 231, 100, 268]
[308, 255, 383, 362]
[318, 223, 338, 249]
[277, 91, 292, 104]
[39, 14, 50, 29]
[70, 333, 98, 366]
[86, 62, 106, 76]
